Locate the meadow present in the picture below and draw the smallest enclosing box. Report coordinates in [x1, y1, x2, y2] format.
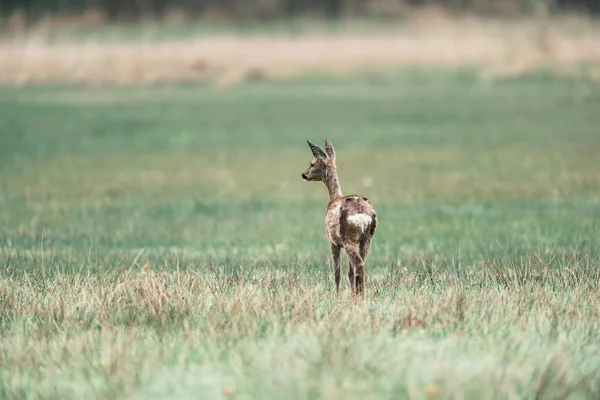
[1, 68, 600, 399]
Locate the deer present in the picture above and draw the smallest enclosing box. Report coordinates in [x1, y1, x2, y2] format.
[301, 139, 377, 298]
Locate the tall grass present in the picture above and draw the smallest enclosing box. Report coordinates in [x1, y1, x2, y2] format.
[2, 250, 600, 399]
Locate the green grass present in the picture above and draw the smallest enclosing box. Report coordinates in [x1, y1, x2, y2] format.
[1, 71, 600, 399]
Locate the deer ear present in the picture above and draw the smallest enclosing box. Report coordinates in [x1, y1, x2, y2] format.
[307, 140, 327, 160]
[324, 138, 336, 160]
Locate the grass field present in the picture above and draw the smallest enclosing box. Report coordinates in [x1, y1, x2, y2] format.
[1, 70, 600, 399]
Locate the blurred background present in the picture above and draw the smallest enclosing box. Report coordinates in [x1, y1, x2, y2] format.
[1, 0, 599, 23]
[1, 0, 600, 86]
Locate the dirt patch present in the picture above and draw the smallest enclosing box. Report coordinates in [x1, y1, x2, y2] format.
[1, 17, 600, 86]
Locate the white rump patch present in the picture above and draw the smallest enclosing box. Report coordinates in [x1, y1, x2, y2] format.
[347, 214, 372, 233]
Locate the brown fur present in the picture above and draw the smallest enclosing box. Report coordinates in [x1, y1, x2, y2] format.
[302, 139, 377, 298]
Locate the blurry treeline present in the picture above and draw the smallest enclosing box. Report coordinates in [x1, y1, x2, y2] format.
[0, 0, 598, 22]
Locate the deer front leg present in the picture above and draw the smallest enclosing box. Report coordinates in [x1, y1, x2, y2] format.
[331, 243, 342, 293]
[344, 242, 364, 297]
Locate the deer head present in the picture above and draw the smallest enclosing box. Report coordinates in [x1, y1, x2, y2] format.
[301, 139, 336, 182]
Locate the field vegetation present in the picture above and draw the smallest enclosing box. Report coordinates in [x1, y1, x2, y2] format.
[1, 53, 600, 398]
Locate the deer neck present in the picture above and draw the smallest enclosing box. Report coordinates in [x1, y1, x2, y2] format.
[325, 166, 343, 201]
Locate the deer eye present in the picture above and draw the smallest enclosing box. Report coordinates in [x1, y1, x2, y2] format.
[310, 163, 314, 168]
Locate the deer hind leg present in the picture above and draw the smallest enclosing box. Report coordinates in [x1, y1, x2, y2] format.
[356, 235, 374, 297]
[344, 241, 364, 297]
[358, 216, 377, 294]
[359, 234, 373, 264]
[360, 215, 377, 263]
[331, 244, 342, 293]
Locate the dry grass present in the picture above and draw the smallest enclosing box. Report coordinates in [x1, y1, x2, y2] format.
[1, 15, 600, 86]
[2, 251, 600, 399]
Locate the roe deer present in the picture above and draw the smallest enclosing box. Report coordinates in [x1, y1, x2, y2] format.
[301, 139, 377, 297]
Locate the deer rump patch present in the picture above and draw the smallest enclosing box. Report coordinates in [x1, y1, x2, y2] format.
[346, 214, 373, 234]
